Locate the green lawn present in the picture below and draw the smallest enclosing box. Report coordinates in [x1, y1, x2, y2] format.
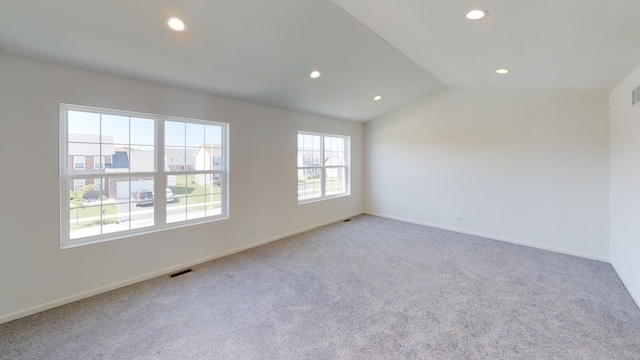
[298, 177, 321, 188]
[298, 177, 344, 189]
[171, 174, 221, 204]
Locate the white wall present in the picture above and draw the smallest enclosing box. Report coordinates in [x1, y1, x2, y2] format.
[610, 62, 640, 306]
[0, 56, 363, 323]
[364, 87, 610, 260]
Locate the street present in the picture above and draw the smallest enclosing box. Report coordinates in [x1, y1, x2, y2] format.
[69, 198, 222, 239]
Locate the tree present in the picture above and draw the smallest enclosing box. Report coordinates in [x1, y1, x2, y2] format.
[70, 184, 96, 225]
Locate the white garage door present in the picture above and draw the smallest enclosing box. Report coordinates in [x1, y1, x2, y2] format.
[116, 180, 154, 199]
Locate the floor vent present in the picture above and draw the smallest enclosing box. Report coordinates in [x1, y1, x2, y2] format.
[170, 269, 192, 278]
[633, 86, 640, 106]
[343, 219, 351, 222]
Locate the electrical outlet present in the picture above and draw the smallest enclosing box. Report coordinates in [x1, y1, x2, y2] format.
[454, 216, 463, 221]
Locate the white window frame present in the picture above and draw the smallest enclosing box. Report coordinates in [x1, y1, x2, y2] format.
[93, 177, 105, 191]
[60, 104, 229, 249]
[297, 131, 350, 204]
[73, 156, 85, 170]
[73, 178, 86, 192]
[93, 155, 104, 169]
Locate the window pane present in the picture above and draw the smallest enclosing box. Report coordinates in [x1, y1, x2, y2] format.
[187, 195, 207, 220]
[107, 148, 130, 172]
[186, 122, 204, 147]
[130, 117, 154, 146]
[102, 175, 131, 235]
[68, 111, 100, 137]
[164, 179, 181, 222]
[68, 132, 116, 174]
[69, 142, 100, 155]
[68, 177, 110, 239]
[69, 143, 99, 174]
[167, 174, 188, 223]
[325, 136, 345, 166]
[91, 177, 105, 192]
[325, 167, 346, 196]
[165, 147, 186, 171]
[205, 124, 222, 146]
[298, 134, 321, 168]
[206, 174, 222, 216]
[195, 145, 221, 171]
[186, 147, 199, 171]
[298, 168, 322, 200]
[170, 174, 189, 198]
[311, 134, 320, 150]
[165, 121, 185, 146]
[72, 178, 86, 191]
[206, 202, 222, 217]
[129, 146, 155, 172]
[101, 114, 129, 144]
[69, 204, 101, 239]
[130, 178, 155, 230]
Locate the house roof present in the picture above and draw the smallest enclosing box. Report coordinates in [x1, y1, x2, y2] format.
[106, 151, 130, 169]
[104, 149, 155, 173]
[1, 0, 639, 122]
[165, 148, 197, 166]
[195, 144, 222, 159]
[68, 134, 115, 156]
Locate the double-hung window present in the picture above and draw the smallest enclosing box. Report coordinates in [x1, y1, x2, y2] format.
[93, 155, 104, 169]
[73, 156, 85, 170]
[297, 131, 350, 203]
[60, 104, 228, 248]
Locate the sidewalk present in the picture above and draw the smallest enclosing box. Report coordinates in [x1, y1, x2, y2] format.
[70, 200, 221, 224]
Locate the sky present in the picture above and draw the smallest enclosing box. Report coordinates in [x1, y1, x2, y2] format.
[68, 110, 222, 148]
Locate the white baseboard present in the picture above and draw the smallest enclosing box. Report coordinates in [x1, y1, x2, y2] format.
[0, 212, 363, 325]
[364, 211, 609, 263]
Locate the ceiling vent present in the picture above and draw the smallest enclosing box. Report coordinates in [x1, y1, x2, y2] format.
[633, 86, 640, 106]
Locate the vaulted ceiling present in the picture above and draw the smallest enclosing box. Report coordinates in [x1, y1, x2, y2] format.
[1, 0, 639, 122]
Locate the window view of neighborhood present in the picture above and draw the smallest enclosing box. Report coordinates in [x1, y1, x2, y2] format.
[297, 132, 349, 202]
[63, 106, 227, 246]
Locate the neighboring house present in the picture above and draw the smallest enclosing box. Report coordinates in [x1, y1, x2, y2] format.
[165, 148, 197, 171]
[68, 134, 115, 193]
[105, 149, 156, 199]
[105, 150, 130, 170]
[297, 151, 322, 179]
[194, 144, 222, 186]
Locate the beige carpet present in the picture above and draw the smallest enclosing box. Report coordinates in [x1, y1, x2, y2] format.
[1, 215, 639, 359]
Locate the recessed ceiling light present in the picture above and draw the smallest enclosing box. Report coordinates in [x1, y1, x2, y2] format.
[309, 70, 321, 79]
[465, 9, 488, 20]
[167, 17, 187, 32]
[373, 95, 382, 101]
[496, 68, 510, 74]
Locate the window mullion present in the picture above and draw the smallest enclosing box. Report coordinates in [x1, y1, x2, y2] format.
[156, 117, 166, 227]
[320, 135, 325, 198]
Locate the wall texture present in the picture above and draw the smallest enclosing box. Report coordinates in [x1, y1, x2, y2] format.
[0, 56, 364, 323]
[364, 87, 610, 260]
[610, 62, 640, 306]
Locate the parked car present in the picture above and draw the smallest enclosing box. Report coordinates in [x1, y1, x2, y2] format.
[133, 188, 175, 206]
[133, 189, 154, 206]
[166, 188, 175, 203]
